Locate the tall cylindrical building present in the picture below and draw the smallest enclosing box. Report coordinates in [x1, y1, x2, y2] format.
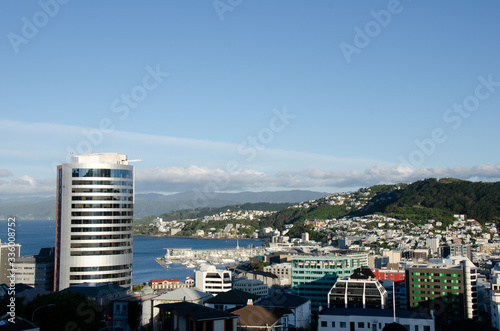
[54, 153, 134, 291]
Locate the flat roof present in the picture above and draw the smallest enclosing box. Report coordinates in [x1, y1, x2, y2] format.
[319, 308, 433, 320]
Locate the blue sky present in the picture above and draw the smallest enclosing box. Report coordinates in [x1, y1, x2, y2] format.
[1, 0, 500, 198]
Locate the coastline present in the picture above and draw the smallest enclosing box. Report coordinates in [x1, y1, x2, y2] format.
[132, 233, 263, 241]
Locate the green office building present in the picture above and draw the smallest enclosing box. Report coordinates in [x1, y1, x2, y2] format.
[291, 251, 368, 310]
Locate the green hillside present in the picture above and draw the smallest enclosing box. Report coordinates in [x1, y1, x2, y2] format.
[381, 178, 500, 223]
[258, 178, 500, 231]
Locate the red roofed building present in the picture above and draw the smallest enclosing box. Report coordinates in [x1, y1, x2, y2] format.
[151, 278, 184, 290]
[373, 269, 405, 283]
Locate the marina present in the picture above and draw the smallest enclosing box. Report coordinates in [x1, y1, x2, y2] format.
[159, 245, 268, 267]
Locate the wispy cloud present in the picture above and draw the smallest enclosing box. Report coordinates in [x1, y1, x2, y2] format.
[135, 163, 500, 194]
[1, 163, 500, 199]
[2, 119, 500, 198]
[0, 119, 391, 175]
[0, 175, 54, 197]
[0, 170, 13, 177]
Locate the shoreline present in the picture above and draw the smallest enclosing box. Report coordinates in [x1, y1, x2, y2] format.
[132, 233, 263, 241]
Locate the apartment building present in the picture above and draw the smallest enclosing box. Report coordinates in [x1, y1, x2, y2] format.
[195, 264, 232, 294]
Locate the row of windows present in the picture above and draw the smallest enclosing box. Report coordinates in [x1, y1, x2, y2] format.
[71, 226, 132, 233]
[70, 241, 131, 249]
[412, 285, 460, 290]
[70, 264, 132, 272]
[71, 204, 133, 209]
[72, 168, 132, 179]
[71, 234, 131, 240]
[71, 219, 132, 225]
[72, 196, 132, 201]
[70, 272, 131, 280]
[71, 211, 133, 217]
[72, 180, 132, 186]
[412, 272, 460, 277]
[412, 279, 460, 285]
[70, 249, 132, 256]
[412, 278, 461, 287]
[319, 321, 431, 331]
[413, 293, 460, 300]
[70, 279, 131, 286]
[72, 188, 133, 194]
[413, 290, 461, 295]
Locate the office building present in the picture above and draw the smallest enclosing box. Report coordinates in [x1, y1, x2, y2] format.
[328, 267, 388, 309]
[15, 247, 54, 291]
[318, 308, 434, 331]
[0, 241, 20, 285]
[373, 269, 405, 283]
[374, 256, 389, 269]
[291, 251, 368, 310]
[426, 237, 440, 255]
[449, 243, 473, 261]
[195, 264, 232, 294]
[263, 262, 291, 286]
[491, 273, 500, 330]
[54, 153, 134, 291]
[232, 277, 268, 296]
[382, 250, 402, 264]
[406, 257, 478, 326]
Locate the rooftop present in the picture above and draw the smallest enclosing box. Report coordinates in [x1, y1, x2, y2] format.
[256, 292, 310, 308]
[205, 289, 259, 305]
[319, 308, 433, 320]
[156, 301, 237, 322]
[154, 287, 213, 302]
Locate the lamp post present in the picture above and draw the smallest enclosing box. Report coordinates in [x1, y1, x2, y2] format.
[31, 303, 55, 322]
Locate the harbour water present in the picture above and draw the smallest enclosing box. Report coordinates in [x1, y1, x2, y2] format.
[0, 220, 263, 284]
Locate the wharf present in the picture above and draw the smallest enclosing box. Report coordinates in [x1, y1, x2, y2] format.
[163, 247, 267, 263]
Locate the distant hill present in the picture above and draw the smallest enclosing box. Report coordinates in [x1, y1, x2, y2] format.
[257, 179, 500, 233]
[0, 190, 329, 220]
[377, 178, 500, 223]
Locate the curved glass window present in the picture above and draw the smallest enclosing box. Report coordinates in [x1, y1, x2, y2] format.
[72, 168, 132, 179]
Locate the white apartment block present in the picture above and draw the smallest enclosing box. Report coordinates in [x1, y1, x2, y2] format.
[195, 264, 232, 294]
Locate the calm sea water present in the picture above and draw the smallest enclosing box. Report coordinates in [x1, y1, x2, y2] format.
[0, 220, 263, 284]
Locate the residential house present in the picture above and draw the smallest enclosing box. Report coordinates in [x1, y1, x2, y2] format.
[255, 292, 311, 329]
[205, 289, 260, 311]
[155, 301, 238, 331]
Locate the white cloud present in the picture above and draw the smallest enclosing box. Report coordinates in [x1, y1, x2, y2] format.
[1, 163, 500, 199]
[0, 175, 53, 197]
[0, 169, 13, 177]
[135, 163, 500, 194]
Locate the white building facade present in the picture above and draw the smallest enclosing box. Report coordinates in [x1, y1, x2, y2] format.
[232, 277, 268, 296]
[263, 263, 291, 286]
[54, 153, 134, 291]
[195, 264, 232, 294]
[318, 308, 434, 331]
